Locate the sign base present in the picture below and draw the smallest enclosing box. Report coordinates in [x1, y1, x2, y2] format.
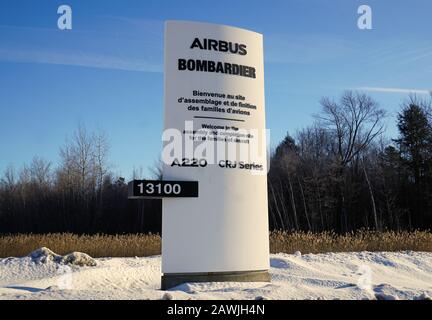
[161, 270, 270, 290]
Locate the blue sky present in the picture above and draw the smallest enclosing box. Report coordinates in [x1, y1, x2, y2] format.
[0, 0, 431, 178]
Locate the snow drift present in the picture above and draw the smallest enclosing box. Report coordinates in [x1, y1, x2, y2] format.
[0, 249, 431, 300]
[28, 247, 97, 267]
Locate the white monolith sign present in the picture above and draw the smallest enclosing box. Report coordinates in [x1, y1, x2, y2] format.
[162, 20, 269, 289]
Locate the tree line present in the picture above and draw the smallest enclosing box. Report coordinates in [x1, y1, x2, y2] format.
[0, 126, 161, 234]
[269, 91, 432, 232]
[1, 91, 432, 234]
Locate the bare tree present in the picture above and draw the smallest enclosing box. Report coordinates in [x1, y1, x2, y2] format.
[361, 156, 379, 230]
[1, 165, 16, 191]
[314, 91, 386, 232]
[30, 157, 52, 187]
[149, 159, 164, 180]
[93, 131, 110, 192]
[74, 125, 95, 192]
[316, 91, 386, 167]
[58, 125, 101, 193]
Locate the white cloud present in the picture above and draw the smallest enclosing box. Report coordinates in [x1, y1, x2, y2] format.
[265, 33, 358, 64]
[0, 23, 163, 73]
[0, 48, 162, 73]
[355, 87, 431, 95]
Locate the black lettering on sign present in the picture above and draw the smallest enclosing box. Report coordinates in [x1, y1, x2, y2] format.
[178, 59, 256, 79]
[190, 38, 248, 55]
[128, 180, 199, 199]
[190, 37, 204, 50]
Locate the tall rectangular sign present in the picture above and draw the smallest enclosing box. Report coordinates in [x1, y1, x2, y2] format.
[162, 20, 269, 289]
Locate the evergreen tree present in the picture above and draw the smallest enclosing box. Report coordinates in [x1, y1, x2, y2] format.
[395, 99, 432, 228]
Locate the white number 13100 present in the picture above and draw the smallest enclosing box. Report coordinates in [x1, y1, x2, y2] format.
[138, 182, 181, 195]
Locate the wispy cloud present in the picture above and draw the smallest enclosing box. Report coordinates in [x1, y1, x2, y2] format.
[362, 40, 432, 71]
[355, 87, 431, 95]
[0, 22, 163, 72]
[99, 16, 164, 38]
[265, 33, 358, 64]
[0, 48, 162, 73]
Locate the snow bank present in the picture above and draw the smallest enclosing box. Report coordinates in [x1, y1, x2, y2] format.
[28, 247, 97, 267]
[0, 251, 431, 300]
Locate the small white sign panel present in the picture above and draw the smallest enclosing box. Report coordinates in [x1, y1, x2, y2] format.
[163, 21, 269, 274]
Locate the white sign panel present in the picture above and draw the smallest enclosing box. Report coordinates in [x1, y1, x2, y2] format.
[162, 21, 269, 276]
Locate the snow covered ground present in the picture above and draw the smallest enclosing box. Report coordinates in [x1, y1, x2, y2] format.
[0, 250, 431, 300]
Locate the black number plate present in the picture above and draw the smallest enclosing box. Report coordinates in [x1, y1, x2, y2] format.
[128, 180, 199, 199]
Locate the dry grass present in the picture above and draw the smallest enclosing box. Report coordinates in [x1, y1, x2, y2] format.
[0, 233, 161, 258]
[0, 231, 431, 258]
[270, 230, 432, 254]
